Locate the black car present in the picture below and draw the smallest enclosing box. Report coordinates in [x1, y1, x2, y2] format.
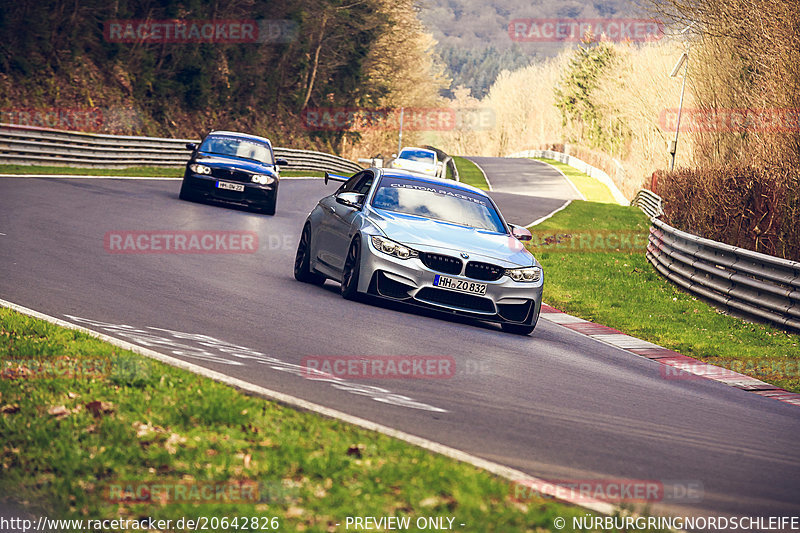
[179, 131, 287, 215]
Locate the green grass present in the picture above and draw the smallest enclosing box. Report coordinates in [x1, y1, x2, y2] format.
[0, 307, 609, 532]
[0, 164, 184, 177]
[530, 201, 800, 392]
[452, 156, 489, 190]
[533, 158, 617, 204]
[0, 164, 323, 178]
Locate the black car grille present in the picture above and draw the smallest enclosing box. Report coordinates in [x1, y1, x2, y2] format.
[416, 287, 495, 313]
[465, 261, 504, 281]
[211, 168, 252, 183]
[419, 252, 462, 275]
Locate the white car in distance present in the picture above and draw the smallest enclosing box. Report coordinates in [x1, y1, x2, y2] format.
[390, 147, 441, 177]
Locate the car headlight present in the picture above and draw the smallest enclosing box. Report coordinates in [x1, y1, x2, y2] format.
[371, 236, 418, 259]
[189, 164, 211, 175]
[393, 161, 403, 168]
[505, 266, 542, 282]
[251, 174, 276, 185]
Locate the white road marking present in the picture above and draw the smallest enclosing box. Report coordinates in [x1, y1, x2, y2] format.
[531, 159, 587, 201]
[0, 296, 616, 516]
[591, 334, 662, 350]
[463, 158, 493, 191]
[61, 314, 446, 413]
[526, 199, 572, 227]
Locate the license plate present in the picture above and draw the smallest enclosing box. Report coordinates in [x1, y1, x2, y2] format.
[433, 275, 487, 295]
[217, 181, 244, 192]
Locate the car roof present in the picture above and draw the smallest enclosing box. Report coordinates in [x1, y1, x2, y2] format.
[377, 168, 489, 197]
[206, 130, 273, 145]
[398, 147, 435, 154]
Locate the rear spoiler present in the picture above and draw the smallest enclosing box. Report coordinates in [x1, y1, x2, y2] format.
[324, 172, 349, 185]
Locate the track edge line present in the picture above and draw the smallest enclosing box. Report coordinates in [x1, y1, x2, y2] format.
[0, 297, 617, 516]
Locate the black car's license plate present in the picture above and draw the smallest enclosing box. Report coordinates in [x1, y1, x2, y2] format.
[217, 181, 245, 192]
[433, 275, 487, 295]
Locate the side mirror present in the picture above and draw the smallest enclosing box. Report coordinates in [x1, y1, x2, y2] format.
[275, 158, 289, 166]
[186, 143, 197, 151]
[335, 192, 364, 209]
[510, 224, 532, 241]
[391, 153, 397, 158]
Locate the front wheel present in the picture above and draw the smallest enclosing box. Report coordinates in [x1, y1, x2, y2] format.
[294, 224, 326, 285]
[261, 189, 277, 216]
[179, 179, 195, 201]
[341, 237, 362, 300]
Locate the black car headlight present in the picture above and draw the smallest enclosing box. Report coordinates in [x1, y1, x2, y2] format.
[371, 236, 418, 259]
[505, 266, 542, 282]
[189, 163, 211, 175]
[251, 174, 276, 185]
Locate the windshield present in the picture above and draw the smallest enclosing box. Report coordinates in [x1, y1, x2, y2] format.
[371, 176, 505, 232]
[199, 135, 274, 164]
[398, 149, 435, 163]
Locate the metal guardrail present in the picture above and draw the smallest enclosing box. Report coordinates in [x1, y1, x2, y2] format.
[443, 156, 459, 182]
[0, 123, 363, 174]
[631, 189, 664, 218]
[633, 188, 800, 331]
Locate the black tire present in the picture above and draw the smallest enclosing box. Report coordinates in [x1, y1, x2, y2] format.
[340, 237, 362, 300]
[261, 189, 277, 216]
[294, 224, 326, 285]
[179, 179, 195, 201]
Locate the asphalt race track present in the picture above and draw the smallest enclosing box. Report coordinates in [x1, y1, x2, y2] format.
[466, 156, 583, 200]
[1, 159, 799, 520]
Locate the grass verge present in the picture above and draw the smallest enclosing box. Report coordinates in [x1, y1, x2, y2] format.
[529, 201, 800, 392]
[452, 157, 489, 190]
[532, 158, 617, 204]
[0, 306, 600, 532]
[0, 164, 323, 178]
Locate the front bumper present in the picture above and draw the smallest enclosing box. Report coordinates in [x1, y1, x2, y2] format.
[358, 236, 543, 325]
[182, 174, 277, 207]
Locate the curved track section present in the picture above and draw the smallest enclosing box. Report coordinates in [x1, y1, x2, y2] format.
[466, 156, 582, 200]
[1, 171, 799, 519]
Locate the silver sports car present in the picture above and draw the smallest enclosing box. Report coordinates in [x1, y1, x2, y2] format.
[294, 168, 544, 334]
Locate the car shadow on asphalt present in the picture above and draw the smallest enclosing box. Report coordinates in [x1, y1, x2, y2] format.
[316, 281, 506, 335]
